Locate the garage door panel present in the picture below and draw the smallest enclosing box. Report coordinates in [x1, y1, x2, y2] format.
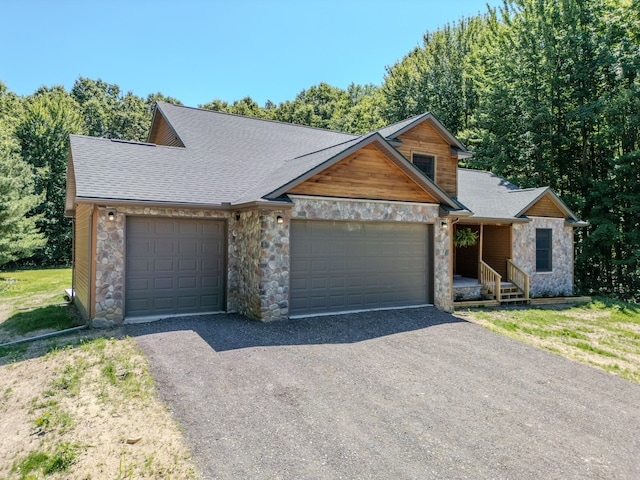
[154, 221, 177, 234]
[153, 277, 175, 290]
[178, 258, 197, 272]
[177, 296, 197, 308]
[152, 296, 174, 310]
[202, 295, 221, 308]
[290, 220, 433, 316]
[127, 278, 150, 292]
[153, 239, 176, 255]
[178, 241, 199, 255]
[201, 275, 221, 289]
[126, 217, 225, 318]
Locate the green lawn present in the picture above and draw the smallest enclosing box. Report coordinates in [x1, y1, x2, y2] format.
[0, 268, 83, 343]
[458, 298, 640, 383]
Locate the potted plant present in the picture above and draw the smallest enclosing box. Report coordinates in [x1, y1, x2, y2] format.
[453, 227, 478, 248]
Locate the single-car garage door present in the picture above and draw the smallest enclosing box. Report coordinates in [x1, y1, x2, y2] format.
[290, 220, 433, 317]
[125, 217, 225, 319]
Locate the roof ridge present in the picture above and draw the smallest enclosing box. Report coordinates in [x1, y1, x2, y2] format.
[373, 112, 429, 134]
[288, 135, 368, 161]
[109, 139, 156, 147]
[510, 186, 548, 193]
[157, 101, 361, 138]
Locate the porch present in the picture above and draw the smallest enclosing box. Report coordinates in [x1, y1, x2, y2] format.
[452, 223, 530, 307]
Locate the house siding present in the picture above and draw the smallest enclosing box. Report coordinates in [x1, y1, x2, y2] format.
[288, 144, 438, 203]
[73, 203, 92, 320]
[512, 217, 574, 297]
[395, 122, 458, 198]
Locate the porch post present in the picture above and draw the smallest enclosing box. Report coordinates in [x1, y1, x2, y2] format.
[478, 223, 484, 280]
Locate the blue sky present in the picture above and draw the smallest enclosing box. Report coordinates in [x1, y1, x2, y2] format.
[1, 0, 500, 107]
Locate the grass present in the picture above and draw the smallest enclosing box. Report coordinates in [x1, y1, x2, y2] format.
[11, 442, 82, 478]
[0, 268, 196, 479]
[0, 267, 83, 342]
[459, 297, 640, 383]
[0, 267, 71, 307]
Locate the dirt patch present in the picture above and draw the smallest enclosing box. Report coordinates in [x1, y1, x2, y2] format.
[0, 334, 197, 479]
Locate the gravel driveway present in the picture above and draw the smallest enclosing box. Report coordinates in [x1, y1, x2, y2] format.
[125, 308, 640, 479]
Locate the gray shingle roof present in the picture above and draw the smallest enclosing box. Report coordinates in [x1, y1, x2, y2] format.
[457, 168, 553, 220]
[74, 103, 574, 221]
[69, 103, 468, 209]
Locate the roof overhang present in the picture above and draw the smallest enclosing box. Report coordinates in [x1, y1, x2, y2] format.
[515, 188, 580, 222]
[265, 132, 463, 210]
[565, 219, 589, 228]
[64, 150, 77, 217]
[452, 216, 532, 224]
[387, 112, 469, 154]
[72, 197, 293, 212]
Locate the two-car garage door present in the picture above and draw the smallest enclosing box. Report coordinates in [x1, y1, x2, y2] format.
[290, 220, 433, 317]
[124, 217, 433, 320]
[125, 217, 225, 319]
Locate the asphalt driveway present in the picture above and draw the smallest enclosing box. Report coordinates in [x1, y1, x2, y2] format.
[125, 308, 640, 479]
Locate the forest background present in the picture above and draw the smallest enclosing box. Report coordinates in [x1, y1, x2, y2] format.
[1, 0, 638, 301]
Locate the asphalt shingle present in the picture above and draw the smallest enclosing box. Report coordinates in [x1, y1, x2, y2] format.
[456, 168, 548, 220]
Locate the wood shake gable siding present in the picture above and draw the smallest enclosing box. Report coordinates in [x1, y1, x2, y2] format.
[288, 144, 438, 203]
[395, 122, 458, 197]
[74, 203, 92, 320]
[524, 194, 567, 218]
[148, 112, 184, 147]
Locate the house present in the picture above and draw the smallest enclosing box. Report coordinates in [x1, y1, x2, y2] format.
[65, 102, 586, 327]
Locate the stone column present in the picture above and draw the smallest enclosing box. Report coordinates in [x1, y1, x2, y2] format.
[433, 219, 453, 312]
[258, 211, 290, 321]
[93, 207, 125, 327]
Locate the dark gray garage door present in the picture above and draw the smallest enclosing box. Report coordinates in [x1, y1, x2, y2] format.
[125, 217, 225, 319]
[290, 220, 433, 317]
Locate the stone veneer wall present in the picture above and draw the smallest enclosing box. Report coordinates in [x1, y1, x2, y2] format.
[290, 197, 452, 312]
[92, 206, 232, 327]
[93, 207, 125, 328]
[512, 217, 574, 297]
[257, 211, 290, 321]
[91, 198, 452, 326]
[232, 210, 263, 319]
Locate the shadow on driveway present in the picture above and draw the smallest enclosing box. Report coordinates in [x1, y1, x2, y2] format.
[122, 306, 462, 352]
[124, 307, 640, 479]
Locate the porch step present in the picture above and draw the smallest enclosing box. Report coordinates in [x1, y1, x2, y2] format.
[499, 282, 528, 304]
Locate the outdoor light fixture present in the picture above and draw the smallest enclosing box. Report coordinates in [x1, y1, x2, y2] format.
[235, 212, 241, 221]
[276, 216, 284, 224]
[441, 220, 448, 229]
[107, 210, 115, 221]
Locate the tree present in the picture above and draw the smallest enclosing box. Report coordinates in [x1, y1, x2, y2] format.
[199, 96, 274, 119]
[382, 16, 486, 135]
[16, 90, 84, 265]
[464, 0, 640, 300]
[71, 77, 169, 142]
[0, 89, 45, 266]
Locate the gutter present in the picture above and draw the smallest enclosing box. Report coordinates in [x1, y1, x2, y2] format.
[0, 325, 89, 349]
[74, 197, 293, 211]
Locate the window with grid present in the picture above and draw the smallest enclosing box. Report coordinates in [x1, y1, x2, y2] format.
[536, 228, 552, 272]
[412, 154, 435, 181]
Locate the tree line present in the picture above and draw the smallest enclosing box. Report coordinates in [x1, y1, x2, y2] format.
[1, 0, 638, 301]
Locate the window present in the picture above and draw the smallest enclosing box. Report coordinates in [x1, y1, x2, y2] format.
[412, 154, 435, 181]
[536, 229, 552, 272]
